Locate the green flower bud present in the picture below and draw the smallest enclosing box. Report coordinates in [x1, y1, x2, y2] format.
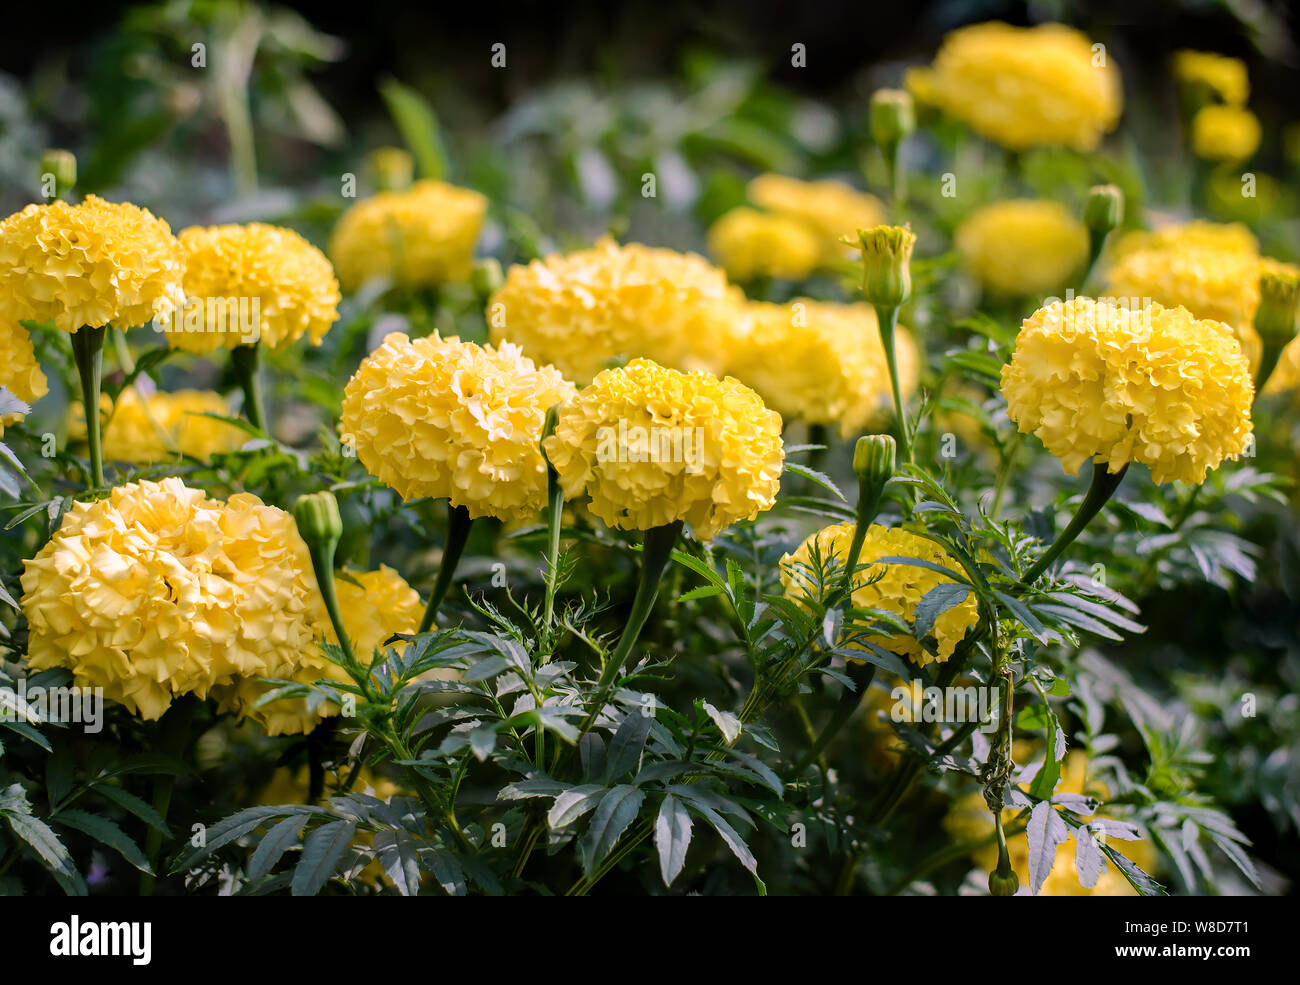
[988, 867, 1020, 897]
[846, 225, 916, 308]
[1256, 268, 1300, 347]
[40, 149, 77, 200]
[294, 490, 343, 558]
[870, 89, 916, 148]
[851, 434, 895, 530]
[367, 146, 415, 192]
[1084, 184, 1124, 239]
[472, 257, 505, 299]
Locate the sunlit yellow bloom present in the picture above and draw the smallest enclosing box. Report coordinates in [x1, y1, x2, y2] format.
[723, 300, 918, 437]
[921, 22, 1122, 151]
[707, 207, 820, 282]
[341, 332, 576, 521]
[329, 179, 487, 292]
[747, 174, 887, 262]
[0, 196, 184, 333]
[0, 319, 48, 438]
[544, 359, 784, 541]
[781, 522, 978, 666]
[69, 388, 243, 464]
[1001, 297, 1254, 485]
[1173, 50, 1249, 106]
[166, 223, 340, 353]
[1191, 105, 1260, 163]
[488, 238, 744, 383]
[955, 200, 1089, 296]
[1106, 219, 1257, 261]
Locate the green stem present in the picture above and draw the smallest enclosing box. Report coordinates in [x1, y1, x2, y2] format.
[541, 474, 564, 637]
[71, 325, 108, 487]
[419, 503, 474, 633]
[310, 547, 356, 666]
[1020, 462, 1128, 585]
[874, 304, 912, 464]
[231, 343, 267, 434]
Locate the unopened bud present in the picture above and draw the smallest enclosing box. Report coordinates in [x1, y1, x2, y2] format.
[1256, 267, 1300, 347]
[294, 490, 343, 558]
[1084, 184, 1124, 239]
[845, 225, 916, 308]
[40, 149, 77, 199]
[851, 434, 895, 528]
[870, 89, 915, 148]
[988, 867, 1020, 897]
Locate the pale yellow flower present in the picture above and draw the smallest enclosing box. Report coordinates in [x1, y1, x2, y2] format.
[955, 200, 1088, 297]
[1191, 105, 1260, 163]
[707, 207, 820, 282]
[0, 320, 48, 438]
[747, 174, 887, 262]
[69, 388, 243, 464]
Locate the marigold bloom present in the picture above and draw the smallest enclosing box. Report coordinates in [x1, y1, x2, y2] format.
[723, 300, 918, 437]
[0, 196, 184, 333]
[944, 753, 1157, 895]
[707, 207, 820, 282]
[488, 238, 743, 383]
[746, 174, 887, 262]
[780, 522, 978, 666]
[922, 22, 1122, 151]
[543, 359, 784, 541]
[341, 331, 576, 521]
[20, 478, 324, 721]
[1191, 105, 1260, 163]
[1173, 50, 1249, 106]
[69, 388, 243, 464]
[1000, 297, 1254, 484]
[955, 200, 1089, 297]
[329, 179, 487, 292]
[166, 223, 340, 353]
[1107, 219, 1257, 261]
[0, 319, 48, 437]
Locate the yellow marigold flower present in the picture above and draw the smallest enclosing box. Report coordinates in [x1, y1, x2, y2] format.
[1107, 219, 1257, 261]
[328, 179, 487, 292]
[0, 319, 48, 438]
[944, 753, 1157, 895]
[1191, 105, 1260, 163]
[706, 207, 820, 282]
[69, 388, 243, 464]
[341, 331, 576, 521]
[543, 359, 784, 541]
[723, 300, 918, 437]
[20, 478, 324, 721]
[747, 174, 886, 261]
[922, 22, 1122, 151]
[0, 196, 184, 333]
[1000, 297, 1254, 485]
[216, 563, 428, 736]
[955, 200, 1089, 297]
[781, 522, 977, 666]
[488, 238, 743, 384]
[165, 223, 340, 353]
[1173, 50, 1249, 106]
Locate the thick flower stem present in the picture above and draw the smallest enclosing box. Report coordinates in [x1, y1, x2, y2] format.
[873, 304, 912, 464]
[541, 475, 565, 636]
[231, 342, 267, 433]
[419, 503, 474, 633]
[71, 325, 108, 487]
[1020, 462, 1128, 585]
[308, 546, 357, 667]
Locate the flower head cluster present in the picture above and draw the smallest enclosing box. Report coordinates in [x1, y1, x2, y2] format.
[1191, 105, 1260, 163]
[0, 320, 48, 438]
[780, 522, 978, 666]
[20, 478, 324, 721]
[1000, 297, 1254, 484]
[0, 196, 184, 332]
[746, 174, 887, 262]
[69, 388, 243, 464]
[955, 200, 1088, 297]
[914, 22, 1122, 151]
[944, 753, 1157, 895]
[328, 180, 487, 292]
[167, 223, 341, 353]
[543, 359, 784, 541]
[1107, 219, 1256, 261]
[707, 207, 820, 282]
[723, 300, 918, 437]
[341, 332, 576, 521]
[216, 563, 424, 736]
[1173, 50, 1249, 106]
[488, 238, 743, 383]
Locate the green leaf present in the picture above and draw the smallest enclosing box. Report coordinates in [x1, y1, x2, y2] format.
[379, 78, 449, 180]
[655, 794, 693, 887]
[54, 809, 153, 875]
[423, 849, 467, 896]
[4, 810, 85, 894]
[247, 815, 308, 880]
[912, 583, 972, 639]
[783, 463, 846, 501]
[373, 828, 420, 896]
[92, 784, 171, 836]
[701, 701, 742, 745]
[605, 713, 653, 783]
[547, 785, 606, 830]
[172, 805, 320, 871]
[291, 819, 356, 896]
[580, 785, 645, 876]
[993, 591, 1050, 644]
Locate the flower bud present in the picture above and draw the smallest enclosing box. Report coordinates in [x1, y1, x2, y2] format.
[852, 434, 895, 528]
[472, 257, 505, 299]
[870, 89, 916, 148]
[294, 490, 343, 558]
[1256, 268, 1300, 347]
[1083, 184, 1123, 239]
[988, 867, 1020, 897]
[40, 149, 77, 200]
[846, 225, 916, 308]
[367, 146, 415, 192]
